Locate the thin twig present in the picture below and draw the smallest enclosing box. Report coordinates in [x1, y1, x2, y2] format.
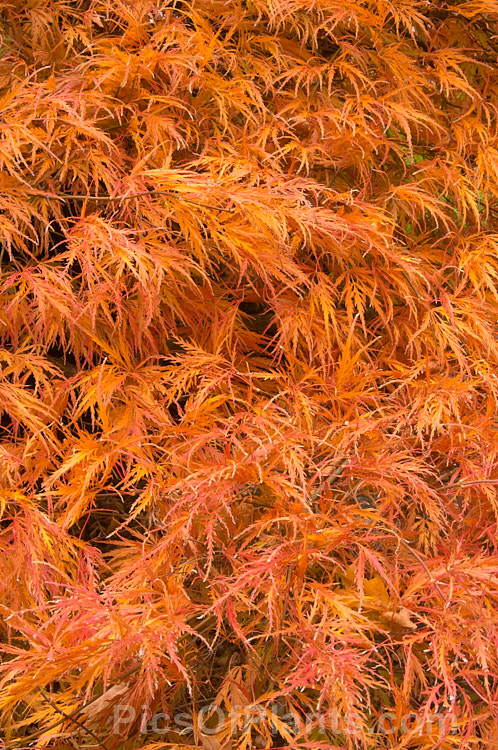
[34, 686, 111, 750]
[4, 663, 141, 748]
[443, 478, 498, 491]
[387, 531, 448, 605]
[306, 464, 448, 604]
[21, 188, 234, 212]
[308, 458, 349, 505]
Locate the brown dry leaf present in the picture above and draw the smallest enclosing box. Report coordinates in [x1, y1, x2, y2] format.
[228, 679, 251, 709]
[382, 607, 417, 631]
[200, 733, 233, 750]
[80, 682, 129, 720]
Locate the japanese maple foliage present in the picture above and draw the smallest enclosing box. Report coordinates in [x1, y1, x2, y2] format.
[1, 0, 498, 748]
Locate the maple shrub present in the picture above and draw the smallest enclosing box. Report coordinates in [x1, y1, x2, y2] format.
[1, 0, 498, 748]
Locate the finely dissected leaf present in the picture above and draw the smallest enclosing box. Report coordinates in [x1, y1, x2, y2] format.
[0, 1, 498, 749]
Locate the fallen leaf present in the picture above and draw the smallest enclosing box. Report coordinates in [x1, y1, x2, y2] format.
[382, 607, 417, 631]
[200, 733, 233, 750]
[80, 682, 129, 720]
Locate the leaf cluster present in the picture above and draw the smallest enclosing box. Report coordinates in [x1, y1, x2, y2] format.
[1, 1, 498, 748]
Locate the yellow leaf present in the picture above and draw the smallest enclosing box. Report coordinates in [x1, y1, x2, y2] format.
[363, 575, 391, 607]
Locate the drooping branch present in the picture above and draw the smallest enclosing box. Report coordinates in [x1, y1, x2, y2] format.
[15, 189, 235, 212]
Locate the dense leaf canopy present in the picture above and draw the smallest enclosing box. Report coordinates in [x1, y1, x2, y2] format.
[1, 1, 498, 748]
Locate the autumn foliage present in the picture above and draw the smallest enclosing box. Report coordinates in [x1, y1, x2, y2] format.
[1, 0, 498, 748]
